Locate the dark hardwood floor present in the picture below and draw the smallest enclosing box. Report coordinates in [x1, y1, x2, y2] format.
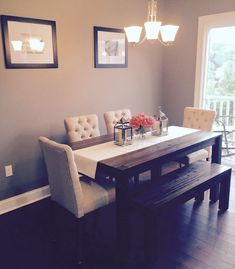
[1, 171, 235, 269]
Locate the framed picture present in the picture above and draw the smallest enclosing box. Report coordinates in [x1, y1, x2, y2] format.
[94, 26, 128, 68]
[1, 15, 58, 68]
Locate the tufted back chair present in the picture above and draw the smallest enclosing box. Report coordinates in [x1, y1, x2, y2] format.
[64, 114, 100, 143]
[179, 107, 216, 164]
[183, 107, 215, 131]
[39, 136, 115, 264]
[104, 109, 132, 134]
[39, 136, 85, 218]
[39, 136, 115, 219]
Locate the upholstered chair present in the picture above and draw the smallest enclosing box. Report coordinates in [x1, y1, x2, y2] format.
[180, 107, 216, 164]
[104, 109, 132, 134]
[64, 114, 100, 143]
[39, 137, 115, 264]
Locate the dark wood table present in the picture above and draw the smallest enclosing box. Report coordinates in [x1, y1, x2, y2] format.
[70, 129, 222, 263]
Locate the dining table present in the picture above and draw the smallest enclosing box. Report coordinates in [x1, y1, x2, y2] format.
[69, 126, 222, 263]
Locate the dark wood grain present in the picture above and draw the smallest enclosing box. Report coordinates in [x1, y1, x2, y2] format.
[1, 171, 235, 268]
[98, 131, 222, 176]
[132, 161, 231, 263]
[71, 131, 222, 176]
[132, 161, 231, 212]
[70, 133, 113, 150]
[70, 129, 223, 265]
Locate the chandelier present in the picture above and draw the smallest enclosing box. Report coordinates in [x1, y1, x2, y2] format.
[124, 0, 179, 46]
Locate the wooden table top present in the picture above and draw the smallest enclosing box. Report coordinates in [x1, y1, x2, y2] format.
[70, 133, 113, 150]
[70, 130, 222, 175]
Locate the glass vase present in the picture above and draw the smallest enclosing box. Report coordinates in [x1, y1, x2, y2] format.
[136, 127, 146, 139]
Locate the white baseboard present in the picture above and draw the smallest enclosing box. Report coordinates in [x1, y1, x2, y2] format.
[0, 185, 51, 215]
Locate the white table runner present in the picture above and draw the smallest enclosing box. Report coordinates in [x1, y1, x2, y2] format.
[73, 126, 198, 179]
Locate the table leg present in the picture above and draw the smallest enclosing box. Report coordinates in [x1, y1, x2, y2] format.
[210, 135, 222, 202]
[151, 165, 162, 180]
[212, 135, 222, 164]
[134, 175, 140, 185]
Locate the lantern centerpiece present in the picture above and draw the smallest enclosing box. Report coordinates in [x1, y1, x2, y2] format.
[114, 117, 133, 146]
[152, 106, 168, 136]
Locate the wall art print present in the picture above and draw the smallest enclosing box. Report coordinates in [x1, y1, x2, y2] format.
[1, 15, 58, 68]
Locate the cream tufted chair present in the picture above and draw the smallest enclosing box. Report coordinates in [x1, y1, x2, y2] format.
[104, 109, 132, 134]
[64, 114, 100, 143]
[183, 107, 215, 131]
[39, 136, 115, 263]
[180, 107, 216, 164]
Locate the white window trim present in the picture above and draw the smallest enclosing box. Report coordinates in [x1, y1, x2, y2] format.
[194, 11, 235, 107]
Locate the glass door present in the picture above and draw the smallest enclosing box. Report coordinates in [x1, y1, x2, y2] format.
[203, 27, 235, 156]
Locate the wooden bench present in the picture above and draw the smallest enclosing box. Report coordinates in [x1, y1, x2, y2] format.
[132, 161, 231, 212]
[131, 161, 232, 261]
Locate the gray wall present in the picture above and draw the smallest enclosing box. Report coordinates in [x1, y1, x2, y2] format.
[0, 0, 164, 199]
[162, 0, 235, 126]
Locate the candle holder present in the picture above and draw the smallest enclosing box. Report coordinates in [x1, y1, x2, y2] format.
[114, 117, 133, 146]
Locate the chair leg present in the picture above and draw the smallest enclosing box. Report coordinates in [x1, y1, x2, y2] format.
[49, 201, 57, 243]
[75, 218, 83, 265]
[219, 172, 231, 211]
[224, 132, 230, 156]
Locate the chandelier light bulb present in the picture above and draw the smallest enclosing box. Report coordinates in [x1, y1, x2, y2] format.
[124, 26, 143, 43]
[160, 25, 179, 43]
[124, 0, 179, 46]
[144, 21, 162, 40]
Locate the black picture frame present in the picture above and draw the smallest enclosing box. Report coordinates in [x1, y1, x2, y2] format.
[1, 15, 58, 69]
[94, 26, 128, 68]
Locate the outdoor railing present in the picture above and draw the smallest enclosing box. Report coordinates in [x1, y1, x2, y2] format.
[204, 95, 235, 126]
[204, 95, 235, 150]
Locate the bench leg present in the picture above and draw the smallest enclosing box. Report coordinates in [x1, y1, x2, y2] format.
[195, 192, 204, 202]
[209, 185, 220, 202]
[219, 172, 231, 211]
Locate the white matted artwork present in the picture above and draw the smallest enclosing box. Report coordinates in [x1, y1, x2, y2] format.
[94, 26, 128, 68]
[1, 15, 58, 68]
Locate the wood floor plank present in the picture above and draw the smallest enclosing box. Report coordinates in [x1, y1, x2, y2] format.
[0, 172, 235, 269]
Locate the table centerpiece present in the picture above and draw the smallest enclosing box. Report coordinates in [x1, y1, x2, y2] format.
[130, 113, 156, 138]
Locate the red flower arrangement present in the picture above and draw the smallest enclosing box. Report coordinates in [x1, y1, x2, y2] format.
[130, 113, 156, 133]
